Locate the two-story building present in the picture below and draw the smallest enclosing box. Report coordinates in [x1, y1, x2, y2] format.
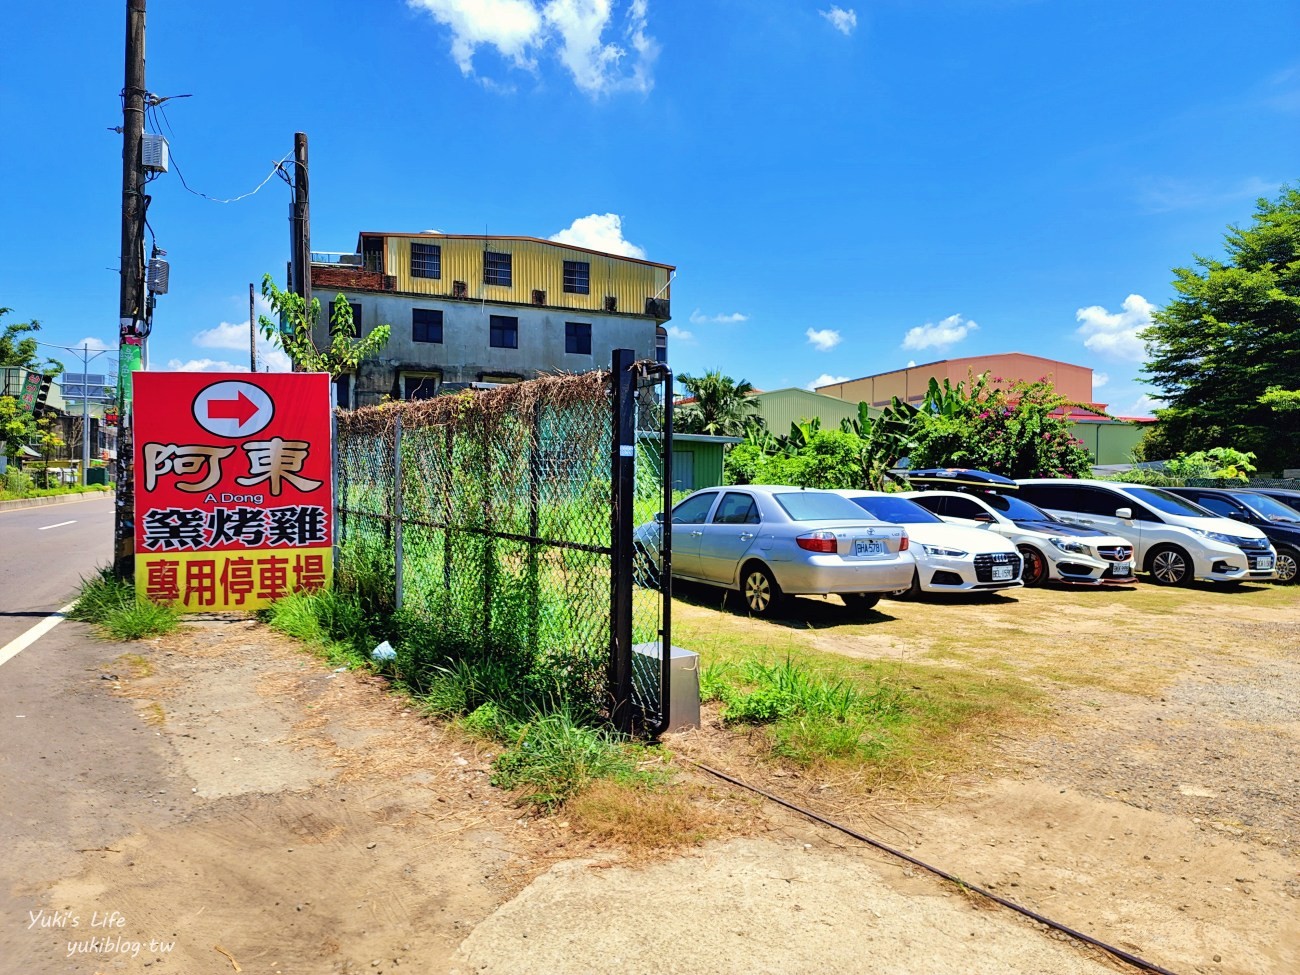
[307, 232, 674, 408]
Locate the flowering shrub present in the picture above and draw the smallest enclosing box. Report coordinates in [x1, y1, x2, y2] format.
[908, 380, 1095, 479]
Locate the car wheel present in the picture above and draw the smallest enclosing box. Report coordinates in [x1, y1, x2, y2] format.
[842, 592, 882, 616]
[1147, 545, 1193, 586]
[888, 568, 922, 600]
[1275, 545, 1299, 584]
[741, 563, 782, 617]
[632, 543, 660, 591]
[1018, 545, 1048, 587]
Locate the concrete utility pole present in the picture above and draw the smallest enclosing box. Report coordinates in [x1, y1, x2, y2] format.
[290, 131, 311, 307]
[249, 282, 257, 371]
[113, 0, 147, 579]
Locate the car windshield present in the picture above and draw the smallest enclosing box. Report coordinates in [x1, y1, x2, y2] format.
[1126, 487, 1214, 517]
[983, 493, 1057, 521]
[849, 495, 942, 524]
[1238, 492, 1300, 523]
[774, 492, 877, 522]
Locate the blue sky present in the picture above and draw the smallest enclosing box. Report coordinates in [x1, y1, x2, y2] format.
[2, 0, 1296, 417]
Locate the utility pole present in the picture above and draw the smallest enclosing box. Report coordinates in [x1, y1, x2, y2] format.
[289, 131, 311, 307]
[114, 0, 147, 580]
[249, 282, 257, 371]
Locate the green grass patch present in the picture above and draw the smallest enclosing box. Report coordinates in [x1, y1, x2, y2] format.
[490, 709, 663, 810]
[68, 566, 179, 641]
[678, 609, 1044, 780]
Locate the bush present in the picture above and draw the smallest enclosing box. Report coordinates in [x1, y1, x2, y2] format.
[68, 567, 179, 640]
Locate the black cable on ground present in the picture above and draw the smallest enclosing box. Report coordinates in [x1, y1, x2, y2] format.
[690, 760, 1184, 975]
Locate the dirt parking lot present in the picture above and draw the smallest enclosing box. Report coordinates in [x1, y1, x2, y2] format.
[3, 579, 1297, 975]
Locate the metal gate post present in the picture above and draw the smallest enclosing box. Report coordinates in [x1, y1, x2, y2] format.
[393, 412, 404, 611]
[609, 348, 636, 733]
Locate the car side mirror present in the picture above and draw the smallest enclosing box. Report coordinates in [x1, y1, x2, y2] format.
[654, 512, 664, 524]
[1115, 507, 1132, 520]
[974, 513, 995, 523]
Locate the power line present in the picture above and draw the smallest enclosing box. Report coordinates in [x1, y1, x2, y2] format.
[148, 101, 292, 205]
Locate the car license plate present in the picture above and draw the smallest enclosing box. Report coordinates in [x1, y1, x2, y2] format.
[854, 538, 885, 557]
[992, 565, 1014, 581]
[1113, 561, 1132, 577]
[1257, 557, 1274, 570]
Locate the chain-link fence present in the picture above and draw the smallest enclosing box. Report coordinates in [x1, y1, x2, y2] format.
[335, 359, 673, 730]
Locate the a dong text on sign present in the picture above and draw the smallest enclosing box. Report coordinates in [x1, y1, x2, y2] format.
[133, 372, 333, 612]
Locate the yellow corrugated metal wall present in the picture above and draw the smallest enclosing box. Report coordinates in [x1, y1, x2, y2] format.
[385, 236, 670, 313]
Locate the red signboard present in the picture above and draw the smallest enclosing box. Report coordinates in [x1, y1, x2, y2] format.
[133, 372, 333, 611]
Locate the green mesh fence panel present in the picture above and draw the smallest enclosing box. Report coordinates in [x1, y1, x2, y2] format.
[336, 374, 617, 713]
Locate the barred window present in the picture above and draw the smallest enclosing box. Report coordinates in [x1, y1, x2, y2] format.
[489, 315, 518, 349]
[565, 321, 591, 355]
[412, 309, 443, 344]
[563, 260, 590, 294]
[401, 373, 441, 400]
[484, 251, 512, 287]
[411, 242, 441, 279]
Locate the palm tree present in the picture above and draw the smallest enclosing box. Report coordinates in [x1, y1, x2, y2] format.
[675, 370, 763, 437]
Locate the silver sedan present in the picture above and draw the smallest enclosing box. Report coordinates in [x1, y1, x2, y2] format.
[634, 485, 915, 617]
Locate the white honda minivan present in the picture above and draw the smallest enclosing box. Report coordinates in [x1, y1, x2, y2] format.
[1015, 479, 1276, 586]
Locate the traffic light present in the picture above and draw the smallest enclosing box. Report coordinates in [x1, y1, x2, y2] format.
[34, 374, 53, 412]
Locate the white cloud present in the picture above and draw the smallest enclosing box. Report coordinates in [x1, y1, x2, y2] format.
[70, 336, 114, 352]
[906, 359, 916, 367]
[549, 213, 646, 258]
[1075, 294, 1154, 362]
[191, 299, 292, 373]
[1137, 176, 1278, 214]
[901, 313, 978, 351]
[1109, 392, 1163, 419]
[688, 309, 749, 325]
[1093, 371, 1110, 390]
[819, 6, 857, 35]
[807, 373, 849, 391]
[664, 324, 693, 342]
[165, 357, 248, 373]
[805, 328, 841, 352]
[408, 0, 657, 96]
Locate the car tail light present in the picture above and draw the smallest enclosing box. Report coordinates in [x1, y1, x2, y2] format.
[796, 531, 837, 553]
[899, 535, 909, 551]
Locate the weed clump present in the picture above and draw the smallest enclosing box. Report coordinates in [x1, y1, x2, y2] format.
[68, 567, 179, 641]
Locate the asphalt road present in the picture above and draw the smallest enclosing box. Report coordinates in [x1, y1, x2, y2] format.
[0, 495, 115, 648]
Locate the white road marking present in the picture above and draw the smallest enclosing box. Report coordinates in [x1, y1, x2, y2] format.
[38, 520, 77, 531]
[0, 603, 78, 668]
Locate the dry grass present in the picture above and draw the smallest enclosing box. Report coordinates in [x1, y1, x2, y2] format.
[563, 777, 741, 856]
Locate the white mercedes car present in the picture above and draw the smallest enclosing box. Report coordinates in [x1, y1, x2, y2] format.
[831, 491, 1022, 597]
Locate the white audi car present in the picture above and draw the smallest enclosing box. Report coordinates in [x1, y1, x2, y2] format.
[903, 489, 1135, 586]
[831, 491, 1022, 597]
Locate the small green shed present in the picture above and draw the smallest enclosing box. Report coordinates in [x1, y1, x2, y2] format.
[670, 433, 741, 492]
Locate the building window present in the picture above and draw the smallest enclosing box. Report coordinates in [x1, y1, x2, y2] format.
[655, 326, 667, 364]
[333, 374, 353, 410]
[484, 251, 512, 287]
[412, 309, 443, 343]
[411, 242, 441, 279]
[565, 321, 592, 355]
[348, 302, 363, 337]
[563, 260, 590, 295]
[489, 315, 518, 349]
[401, 372, 441, 400]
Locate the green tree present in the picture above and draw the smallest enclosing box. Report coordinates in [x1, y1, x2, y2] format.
[1259, 386, 1300, 413]
[1139, 186, 1300, 472]
[674, 370, 763, 437]
[257, 276, 392, 378]
[0, 396, 34, 465]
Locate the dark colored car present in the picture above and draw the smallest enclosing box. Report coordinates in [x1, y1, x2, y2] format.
[1244, 487, 1300, 515]
[1166, 487, 1300, 584]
